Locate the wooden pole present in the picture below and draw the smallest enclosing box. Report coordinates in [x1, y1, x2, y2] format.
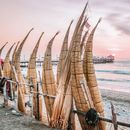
[36, 82, 40, 120]
[73, 110, 130, 128]
[111, 102, 118, 130]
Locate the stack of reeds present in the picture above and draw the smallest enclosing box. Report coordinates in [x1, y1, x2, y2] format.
[27, 32, 44, 120]
[42, 32, 59, 120]
[10, 42, 20, 90]
[0, 42, 8, 57]
[80, 30, 88, 54]
[50, 3, 89, 128]
[57, 20, 73, 85]
[69, 10, 95, 130]
[0, 42, 8, 77]
[83, 18, 106, 130]
[15, 28, 33, 112]
[12, 41, 20, 66]
[3, 43, 15, 78]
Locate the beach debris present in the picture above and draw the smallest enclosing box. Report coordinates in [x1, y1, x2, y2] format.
[11, 109, 23, 116]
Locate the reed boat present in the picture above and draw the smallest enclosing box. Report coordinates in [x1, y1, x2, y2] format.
[12, 41, 20, 66]
[3, 43, 15, 78]
[83, 19, 106, 130]
[27, 32, 44, 120]
[57, 20, 73, 86]
[69, 7, 96, 129]
[50, 2, 89, 128]
[0, 42, 8, 77]
[15, 28, 33, 112]
[42, 32, 59, 119]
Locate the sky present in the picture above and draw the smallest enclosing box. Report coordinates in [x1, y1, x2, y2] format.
[0, 0, 130, 60]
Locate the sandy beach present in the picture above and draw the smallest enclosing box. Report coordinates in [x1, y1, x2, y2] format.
[0, 89, 130, 130]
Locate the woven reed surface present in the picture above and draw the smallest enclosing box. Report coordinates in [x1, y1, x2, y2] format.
[42, 33, 58, 118]
[27, 32, 44, 121]
[83, 19, 106, 130]
[57, 20, 73, 85]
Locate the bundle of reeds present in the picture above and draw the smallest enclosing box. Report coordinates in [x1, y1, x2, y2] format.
[78, 16, 88, 44]
[12, 41, 20, 66]
[50, 3, 88, 128]
[59, 84, 72, 130]
[10, 42, 20, 90]
[69, 14, 95, 130]
[80, 30, 88, 54]
[15, 28, 34, 112]
[0, 42, 8, 56]
[0, 42, 8, 77]
[15, 28, 34, 94]
[3, 43, 15, 78]
[83, 19, 106, 130]
[27, 32, 44, 120]
[57, 20, 73, 85]
[42, 32, 59, 119]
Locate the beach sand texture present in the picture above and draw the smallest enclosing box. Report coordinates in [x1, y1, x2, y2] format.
[0, 89, 130, 130]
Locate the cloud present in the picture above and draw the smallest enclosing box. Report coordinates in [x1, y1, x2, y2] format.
[105, 13, 130, 35]
[107, 48, 122, 51]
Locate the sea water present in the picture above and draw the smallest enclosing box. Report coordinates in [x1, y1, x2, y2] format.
[95, 60, 130, 93]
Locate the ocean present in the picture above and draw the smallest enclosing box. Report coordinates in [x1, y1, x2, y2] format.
[95, 60, 130, 93]
[21, 60, 130, 93]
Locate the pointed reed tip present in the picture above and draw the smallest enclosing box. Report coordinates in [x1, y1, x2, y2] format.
[41, 32, 44, 35]
[71, 19, 74, 23]
[30, 28, 34, 31]
[56, 31, 60, 35]
[98, 18, 102, 23]
[85, 1, 89, 8]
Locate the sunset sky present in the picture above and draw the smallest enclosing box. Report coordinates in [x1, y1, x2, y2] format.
[0, 0, 130, 60]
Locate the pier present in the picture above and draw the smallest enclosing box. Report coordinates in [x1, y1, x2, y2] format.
[20, 55, 114, 67]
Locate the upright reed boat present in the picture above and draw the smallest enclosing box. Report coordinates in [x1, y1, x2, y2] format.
[57, 20, 73, 85]
[3, 43, 15, 78]
[27, 32, 44, 120]
[83, 19, 106, 130]
[42, 32, 59, 119]
[0, 42, 8, 77]
[15, 28, 33, 112]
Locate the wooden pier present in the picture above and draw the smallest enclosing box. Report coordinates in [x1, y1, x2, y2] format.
[20, 57, 114, 67]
